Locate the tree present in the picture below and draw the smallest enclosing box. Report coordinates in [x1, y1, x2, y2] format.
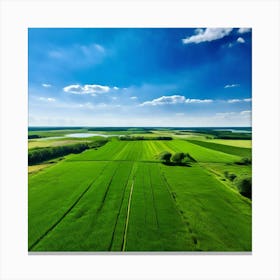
[171, 152, 185, 164]
[237, 177, 252, 199]
[160, 151, 172, 163]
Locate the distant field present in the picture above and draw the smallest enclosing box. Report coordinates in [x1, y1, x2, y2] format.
[205, 139, 252, 148]
[28, 163, 52, 174]
[29, 132, 251, 252]
[186, 139, 251, 158]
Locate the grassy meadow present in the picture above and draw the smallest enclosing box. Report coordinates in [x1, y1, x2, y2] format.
[28, 127, 252, 252]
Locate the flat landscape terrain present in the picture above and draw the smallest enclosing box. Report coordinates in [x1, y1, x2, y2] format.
[28, 127, 252, 252]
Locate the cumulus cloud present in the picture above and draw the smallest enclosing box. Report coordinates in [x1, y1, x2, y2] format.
[237, 37, 245, 43]
[42, 83, 52, 88]
[39, 97, 56, 102]
[237, 28, 251, 34]
[227, 98, 252, 103]
[140, 95, 213, 106]
[63, 84, 111, 95]
[182, 28, 233, 44]
[224, 84, 240, 88]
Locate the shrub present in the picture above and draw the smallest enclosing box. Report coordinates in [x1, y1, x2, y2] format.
[235, 157, 252, 165]
[159, 151, 172, 163]
[171, 152, 185, 164]
[236, 177, 252, 199]
[224, 171, 237, 181]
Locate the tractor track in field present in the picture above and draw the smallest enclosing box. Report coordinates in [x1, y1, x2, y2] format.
[160, 167, 199, 248]
[122, 178, 135, 251]
[28, 162, 110, 251]
[148, 167, 159, 229]
[94, 162, 121, 216]
[108, 163, 135, 251]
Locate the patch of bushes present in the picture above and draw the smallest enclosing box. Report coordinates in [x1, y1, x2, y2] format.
[159, 151, 196, 166]
[28, 134, 42, 139]
[235, 157, 252, 165]
[224, 171, 237, 181]
[236, 177, 252, 199]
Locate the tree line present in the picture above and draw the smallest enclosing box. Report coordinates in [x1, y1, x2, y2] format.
[28, 139, 107, 165]
[120, 136, 172, 141]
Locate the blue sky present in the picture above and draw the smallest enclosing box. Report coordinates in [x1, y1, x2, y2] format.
[28, 28, 252, 127]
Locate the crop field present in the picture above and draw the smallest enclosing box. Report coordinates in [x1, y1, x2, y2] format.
[29, 132, 252, 252]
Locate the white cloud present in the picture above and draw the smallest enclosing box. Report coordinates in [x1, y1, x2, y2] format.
[39, 97, 56, 102]
[215, 111, 252, 122]
[42, 83, 52, 88]
[243, 98, 252, 102]
[237, 37, 245, 43]
[94, 44, 105, 53]
[63, 84, 111, 95]
[175, 113, 185, 116]
[79, 43, 105, 56]
[130, 96, 138, 100]
[237, 28, 251, 34]
[182, 28, 233, 44]
[240, 110, 251, 115]
[224, 84, 240, 88]
[215, 112, 236, 117]
[227, 98, 252, 103]
[140, 95, 213, 106]
[186, 98, 213, 103]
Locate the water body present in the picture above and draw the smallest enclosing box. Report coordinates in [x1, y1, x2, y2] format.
[33, 133, 121, 141]
[213, 129, 252, 133]
[65, 133, 120, 138]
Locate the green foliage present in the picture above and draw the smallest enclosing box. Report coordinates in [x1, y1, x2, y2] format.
[159, 151, 172, 163]
[171, 152, 185, 164]
[236, 177, 252, 199]
[28, 140, 108, 165]
[28, 134, 42, 139]
[235, 157, 252, 165]
[224, 171, 237, 181]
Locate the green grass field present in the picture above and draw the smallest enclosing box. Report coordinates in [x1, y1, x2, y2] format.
[28, 130, 252, 252]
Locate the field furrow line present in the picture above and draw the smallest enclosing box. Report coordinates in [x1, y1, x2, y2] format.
[108, 163, 135, 251]
[95, 163, 121, 215]
[148, 167, 159, 229]
[28, 162, 110, 251]
[160, 166, 199, 248]
[122, 179, 135, 251]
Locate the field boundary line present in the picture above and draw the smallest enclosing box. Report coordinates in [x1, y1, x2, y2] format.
[29, 163, 110, 251]
[122, 179, 134, 251]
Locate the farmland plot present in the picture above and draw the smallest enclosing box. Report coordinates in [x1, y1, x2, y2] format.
[29, 139, 251, 252]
